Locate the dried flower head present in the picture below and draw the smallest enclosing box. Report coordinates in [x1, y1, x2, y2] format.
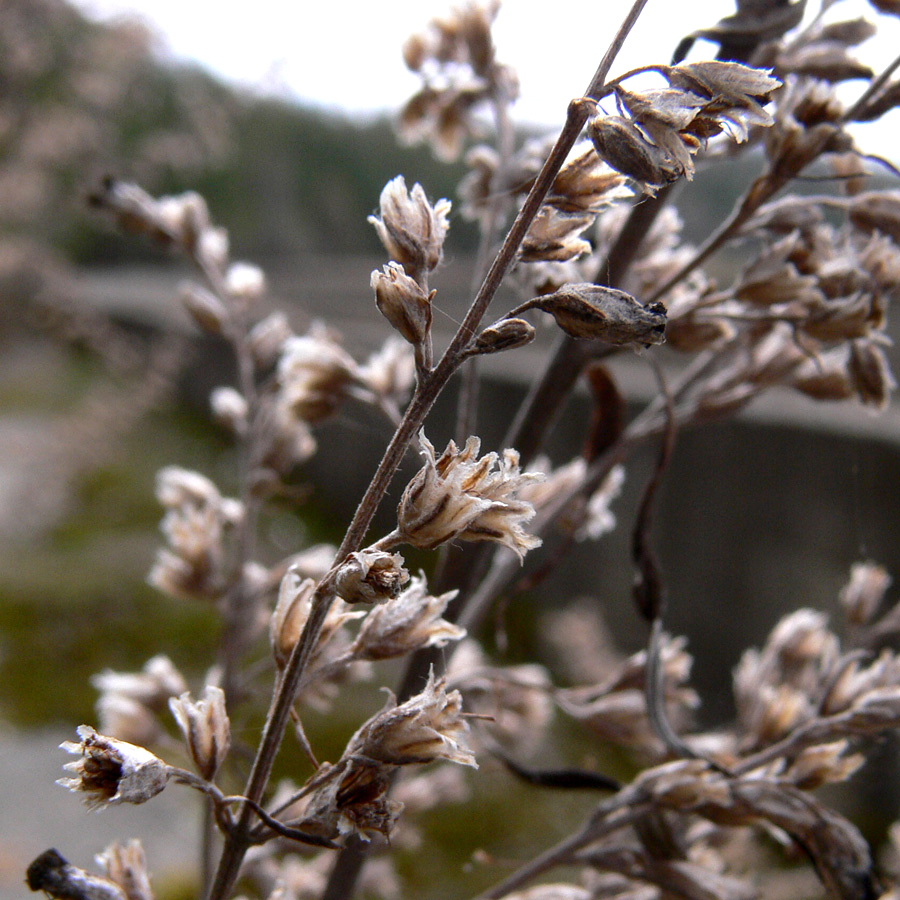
[350, 575, 465, 660]
[334, 550, 410, 605]
[298, 757, 401, 843]
[368, 176, 451, 279]
[225, 261, 266, 305]
[347, 668, 477, 767]
[276, 325, 360, 424]
[58, 726, 169, 809]
[396, 432, 544, 560]
[169, 685, 230, 780]
[398, 1, 515, 161]
[148, 467, 242, 602]
[91, 655, 187, 746]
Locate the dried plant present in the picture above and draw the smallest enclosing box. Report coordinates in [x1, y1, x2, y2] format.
[26, 2, 900, 900]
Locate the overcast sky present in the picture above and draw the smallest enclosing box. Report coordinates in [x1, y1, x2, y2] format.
[71, 0, 898, 157]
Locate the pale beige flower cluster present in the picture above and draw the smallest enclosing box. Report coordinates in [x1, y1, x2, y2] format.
[396, 432, 544, 559]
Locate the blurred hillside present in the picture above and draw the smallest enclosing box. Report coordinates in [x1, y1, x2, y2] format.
[0, 0, 478, 281]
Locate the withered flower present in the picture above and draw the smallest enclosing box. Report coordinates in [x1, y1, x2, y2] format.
[396, 432, 544, 560]
[297, 757, 401, 843]
[169, 685, 230, 780]
[472, 318, 536, 355]
[840, 560, 891, 626]
[148, 468, 242, 602]
[371, 262, 434, 345]
[350, 575, 465, 660]
[347, 668, 477, 767]
[27, 850, 128, 900]
[96, 841, 154, 900]
[529, 283, 667, 346]
[368, 176, 451, 279]
[276, 326, 360, 424]
[270, 569, 363, 671]
[58, 726, 169, 809]
[334, 550, 410, 605]
[92, 655, 188, 746]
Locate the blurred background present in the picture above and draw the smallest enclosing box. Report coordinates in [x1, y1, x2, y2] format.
[3, 0, 900, 897]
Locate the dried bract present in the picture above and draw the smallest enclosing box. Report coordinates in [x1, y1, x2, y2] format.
[58, 726, 169, 809]
[276, 326, 360, 424]
[396, 432, 543, 560]
[169, 685, 230, 780]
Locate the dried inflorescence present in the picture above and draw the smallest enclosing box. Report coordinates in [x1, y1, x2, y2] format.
[148, 467, 243, 602]
[399, 0, 517, 161]
[586, 61, 781, 192]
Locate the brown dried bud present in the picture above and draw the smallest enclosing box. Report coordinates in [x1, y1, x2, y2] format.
[169, 685, 230, 780]
[180, 282, 228, 336]
[841, 561, 892, 626]
[531, 283, 666, 346]
[334, 550, 410, 604]
[371, 262, 434, 345]
[849, 339, 895, 409]
[473, 318, 536, 355]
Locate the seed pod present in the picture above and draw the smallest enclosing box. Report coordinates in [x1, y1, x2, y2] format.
[586, 115, 680, 189]
[531, 283, 667, 346]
